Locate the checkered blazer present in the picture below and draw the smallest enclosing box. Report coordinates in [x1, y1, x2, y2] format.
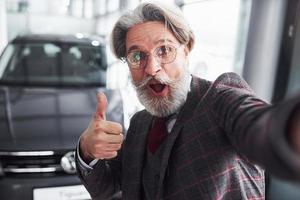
[76, 72, 300, 200]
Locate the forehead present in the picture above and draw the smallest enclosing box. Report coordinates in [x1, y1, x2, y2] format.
[125, 21, 179, 51]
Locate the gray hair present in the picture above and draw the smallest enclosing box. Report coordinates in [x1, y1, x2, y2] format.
[110, 2, 195, 59]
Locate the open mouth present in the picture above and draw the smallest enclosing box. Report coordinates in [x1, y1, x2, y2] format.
[148, 83, 168, 96]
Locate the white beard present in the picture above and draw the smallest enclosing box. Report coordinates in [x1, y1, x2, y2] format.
[132, 70, 191, 117]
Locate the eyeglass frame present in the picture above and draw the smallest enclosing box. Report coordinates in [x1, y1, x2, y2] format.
[123, 43, 183, 70]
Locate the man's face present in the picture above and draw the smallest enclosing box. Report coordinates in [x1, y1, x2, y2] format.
[125, 21, 191, 117]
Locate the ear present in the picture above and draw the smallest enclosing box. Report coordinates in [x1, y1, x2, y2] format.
[183, 45, 190, 57]
[183, 45, 190, 67]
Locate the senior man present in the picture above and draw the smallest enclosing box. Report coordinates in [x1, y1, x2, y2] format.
[76, 2, 300, 200]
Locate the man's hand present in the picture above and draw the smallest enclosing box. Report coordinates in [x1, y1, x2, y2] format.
[79, 92, 124, 163]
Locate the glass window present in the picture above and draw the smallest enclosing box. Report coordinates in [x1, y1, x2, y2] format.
[182, 0, 252, 80]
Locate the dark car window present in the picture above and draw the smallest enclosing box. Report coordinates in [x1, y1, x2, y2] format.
[0, 42, 107, 87]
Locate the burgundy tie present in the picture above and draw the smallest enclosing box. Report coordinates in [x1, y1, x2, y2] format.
[147, 117, 168, 154]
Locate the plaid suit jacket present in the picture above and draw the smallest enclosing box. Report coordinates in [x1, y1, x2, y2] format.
[76, 72, 300, 200]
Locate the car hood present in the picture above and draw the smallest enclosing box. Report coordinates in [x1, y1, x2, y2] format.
[0, 86, 124, 151]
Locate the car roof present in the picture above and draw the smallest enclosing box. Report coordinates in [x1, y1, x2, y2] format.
[11, 34, 106, 46]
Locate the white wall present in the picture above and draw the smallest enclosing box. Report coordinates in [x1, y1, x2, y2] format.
[7, 13, 95, 41]
[0, 0, 8, 53]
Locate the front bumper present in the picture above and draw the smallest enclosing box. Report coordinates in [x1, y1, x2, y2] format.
[0, 174, 90, 200]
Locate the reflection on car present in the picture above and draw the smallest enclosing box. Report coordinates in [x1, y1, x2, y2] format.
[0, 34, 124, 200]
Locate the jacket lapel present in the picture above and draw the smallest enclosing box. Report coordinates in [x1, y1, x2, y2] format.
[123, 111, 153, 199]
[157, 76, 210, 198]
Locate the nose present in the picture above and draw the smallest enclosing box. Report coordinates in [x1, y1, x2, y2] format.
[144, 54, 161, 76]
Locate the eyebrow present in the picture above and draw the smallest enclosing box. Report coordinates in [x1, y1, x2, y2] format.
[127, 38, 176, 54]
[127, 45, 140, 54]
[154, 39, 175, 45]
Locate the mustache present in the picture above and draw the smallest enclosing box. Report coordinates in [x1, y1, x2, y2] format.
[134, 74, 175, 90]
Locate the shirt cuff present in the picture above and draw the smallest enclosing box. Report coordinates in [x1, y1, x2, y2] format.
[76, 138, 99, 170]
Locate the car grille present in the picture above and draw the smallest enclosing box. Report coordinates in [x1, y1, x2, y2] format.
[0, 150, 75, 176]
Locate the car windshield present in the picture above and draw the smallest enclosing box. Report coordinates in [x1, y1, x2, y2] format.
[0, 42, 107, 87]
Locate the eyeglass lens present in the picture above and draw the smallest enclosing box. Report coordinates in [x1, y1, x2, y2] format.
[127, 45, 177, 69]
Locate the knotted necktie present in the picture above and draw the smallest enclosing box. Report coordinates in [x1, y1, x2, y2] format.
[147, 117, 168, 154]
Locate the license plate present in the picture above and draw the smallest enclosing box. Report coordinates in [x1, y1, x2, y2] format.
[33, 185, 91, 200]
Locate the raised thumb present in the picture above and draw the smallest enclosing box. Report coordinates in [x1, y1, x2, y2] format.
[95, 92, 107, 121]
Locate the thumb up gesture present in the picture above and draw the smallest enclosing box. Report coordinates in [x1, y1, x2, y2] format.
[79, 92, 124, 162]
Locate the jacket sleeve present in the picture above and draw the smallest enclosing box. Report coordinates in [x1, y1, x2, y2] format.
[75, 111, 140, 200]
[75, 144, 122, 200]
[206, 72, 300, 181]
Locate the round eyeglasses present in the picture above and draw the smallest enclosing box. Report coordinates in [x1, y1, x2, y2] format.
[125, 44, 181, 69]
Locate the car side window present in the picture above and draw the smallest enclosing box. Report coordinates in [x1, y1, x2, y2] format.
[0, 44, 14, 78]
